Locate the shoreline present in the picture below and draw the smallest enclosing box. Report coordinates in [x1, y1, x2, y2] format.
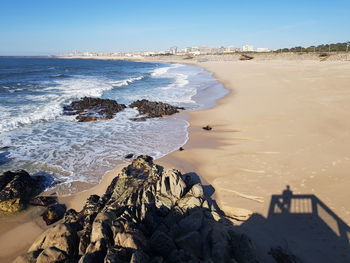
[1, 57, 350, 262]
[0, 60, 227, 262]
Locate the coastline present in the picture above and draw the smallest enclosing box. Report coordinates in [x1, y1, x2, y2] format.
[1, 57, 350, 262]
[0, 59, 227, 262]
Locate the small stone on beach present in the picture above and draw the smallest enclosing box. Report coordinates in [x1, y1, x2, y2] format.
[202, 125, 213, 131]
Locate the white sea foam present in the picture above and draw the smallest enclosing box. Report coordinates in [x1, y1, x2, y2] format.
[150, 64, 181, 77]
[109, 75, 145, 87]
[0, 61, 225, 189]
[151, 66, 171, 77]
[0, 75, 145, 133]
[146, 64, 196, 105]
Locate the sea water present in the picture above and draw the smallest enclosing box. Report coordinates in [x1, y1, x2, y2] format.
[0, 57, 226, 190]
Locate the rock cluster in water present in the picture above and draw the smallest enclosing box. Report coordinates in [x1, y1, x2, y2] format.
[63, 97, 184, 122]
[0, 170, 47, 213]
[15, 156, 259, 263]
[130, 99, 185, 120]
[63, 97, 127, 122]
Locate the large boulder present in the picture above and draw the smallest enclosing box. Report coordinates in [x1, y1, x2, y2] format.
[129, 99, 184, 119]
[28, 223, 79, 257]
[0, 170, 46, 213]
[63, 97, 126, 122]
[41, 203, 67, 225]
[35, 247, 68, 263]
[17, 156, 260, 263]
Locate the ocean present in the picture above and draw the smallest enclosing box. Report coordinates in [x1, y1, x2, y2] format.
[0, 57, 226, 191]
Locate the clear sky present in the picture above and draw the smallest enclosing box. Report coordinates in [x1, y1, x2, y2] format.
[0, 0, 349, 55]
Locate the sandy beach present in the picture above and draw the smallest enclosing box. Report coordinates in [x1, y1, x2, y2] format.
[159, 59, 350, 262]
[1, 57, 350, 262]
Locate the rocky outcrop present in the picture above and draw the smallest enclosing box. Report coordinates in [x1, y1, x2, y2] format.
[16, 156, 259, 262]
[130, 99, 184, 119]
[41, 203, 67, 225]
[63, 97, 126, 122]
[0, 170, 47, 213]
[269, 247, 302, 263]
[239, 54, 254, 61]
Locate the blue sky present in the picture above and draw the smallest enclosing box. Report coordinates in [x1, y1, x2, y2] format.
[0, 0, 349, 55]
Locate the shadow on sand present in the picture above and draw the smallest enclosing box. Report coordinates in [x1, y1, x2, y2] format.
[233, 185, 350, 263]
[186, 172, 350, 262]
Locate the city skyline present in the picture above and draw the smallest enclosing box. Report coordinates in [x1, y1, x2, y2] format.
[62, 44, 269, 58]
[1, 0, 349, 55]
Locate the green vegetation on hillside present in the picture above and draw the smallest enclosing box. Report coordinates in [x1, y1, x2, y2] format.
[275, 41, 350, 52]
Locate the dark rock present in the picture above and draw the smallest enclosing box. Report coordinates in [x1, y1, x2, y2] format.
[41, 203, 67, 225]
[123, 155, 158, 179]
[269, 246, 301, 263]
[64, 209, 83, 231]
[64, 209, 79, 223]
[319, 53, 329, 58]
[232, 233, 259, 263]
[63, 97, 126, 122]
[104, 247, 134, 263]
[0, 170, 47, 213]
[125, 154, 134, 159]
[29, 196, 57, 206]
[175, 231, 202, 258]
[202, 125, 212, 131]
[76, 115, 102, 122]
[79, 251, 106, 263]
[81, 194, 102, 217]
[28, 223, 79, 257]
[130, 250, 150, 263]
[35, 247, 68, 263]
[177, 210, 203, 234]
[0, 146, 10, 151]
[239, 54, 254, 60]
[129, 99, 184, 119]
[130, 117, 149, 122]
[179, 147, 184, 151]
[150, 230, 176, 256]
[168, 249, 196, 263]
[18, 155, 259, 262]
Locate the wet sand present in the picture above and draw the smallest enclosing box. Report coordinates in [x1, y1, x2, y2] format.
[1, 59, 350, 262]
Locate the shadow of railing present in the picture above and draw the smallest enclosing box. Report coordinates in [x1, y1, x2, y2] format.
[235, 186, 350, 262]
[267, 186, 350, 244]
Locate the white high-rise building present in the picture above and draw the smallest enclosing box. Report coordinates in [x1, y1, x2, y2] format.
[169, 46, 178, 55]
[256, 48, 270, 52]
[242, 45, 254, 52]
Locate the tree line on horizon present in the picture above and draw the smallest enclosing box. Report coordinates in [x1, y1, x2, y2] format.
[275, 41, 349, 53]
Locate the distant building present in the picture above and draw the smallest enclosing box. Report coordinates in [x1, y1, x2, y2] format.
[256, 48, 270, 52]
[169, 46, 178, 55]
[198, 46, 212, 54]
[225, 46, 239, 53]
[242, 45, 254, 52]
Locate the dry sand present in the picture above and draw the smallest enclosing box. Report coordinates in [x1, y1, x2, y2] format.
[1, 58, 350, 262]
[159, 59, 350, 262]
